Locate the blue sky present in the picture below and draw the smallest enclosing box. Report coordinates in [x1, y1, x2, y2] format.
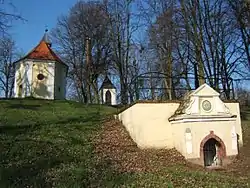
[7, 0, 80, 54]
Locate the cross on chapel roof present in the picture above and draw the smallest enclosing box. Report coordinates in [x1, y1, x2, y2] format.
[42, 29, 52, 47]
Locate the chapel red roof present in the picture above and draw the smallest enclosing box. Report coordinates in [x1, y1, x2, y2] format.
[16, 30, 68, 67]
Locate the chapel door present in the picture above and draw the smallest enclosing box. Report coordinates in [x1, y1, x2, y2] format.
[105, 90, 112, 105]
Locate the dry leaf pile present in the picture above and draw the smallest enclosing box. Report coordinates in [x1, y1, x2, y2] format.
[94, 118, 187, 173]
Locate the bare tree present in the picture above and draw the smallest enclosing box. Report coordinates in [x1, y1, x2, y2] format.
[0, 35, 16, 98]
[52, 0, 249, 103]
[138, 0, 249, 100]
[149, 2, 180, 100]
[52, 1, 111, 103]
[104, 0, 143, 104]
[0, 0, 24, 34]
[228, 0, 250, 68]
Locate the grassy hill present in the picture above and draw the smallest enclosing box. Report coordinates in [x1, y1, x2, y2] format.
[0, 99, 250, 188]
[0, 99, 115, 187]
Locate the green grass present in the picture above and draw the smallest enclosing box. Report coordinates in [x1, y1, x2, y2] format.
[0, 99, 250, 187]
[0, 99, 116, 188]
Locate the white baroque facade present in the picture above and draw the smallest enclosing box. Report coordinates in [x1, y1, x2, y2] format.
[117, 84, 243, 167]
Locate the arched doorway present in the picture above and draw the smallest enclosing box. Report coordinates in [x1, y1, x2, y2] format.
[200, 131, 226, 167]
[105, 90, 112, 105]
[203, 138, 222, 166]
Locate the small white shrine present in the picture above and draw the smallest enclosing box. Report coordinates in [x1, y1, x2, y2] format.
[100, 76, 117, 105]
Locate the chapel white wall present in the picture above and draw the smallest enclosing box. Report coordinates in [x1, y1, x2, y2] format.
[14, 60, 56, 99]
[54, 63, 67, 99]
[14, 61, 21, 97]
[14, 61, 27, 98]
[46, 62, 55, 100]
[25, 60, 33, 96]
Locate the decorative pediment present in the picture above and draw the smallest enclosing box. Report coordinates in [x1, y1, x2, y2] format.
[190, 84, 220, 97]
[169, 84, 233, 121]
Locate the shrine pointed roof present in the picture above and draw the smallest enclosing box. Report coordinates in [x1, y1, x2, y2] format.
[15, 30, 68, 67]
[100, 76, 116, 89]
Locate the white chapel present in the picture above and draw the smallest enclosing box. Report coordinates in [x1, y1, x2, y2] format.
[13, 30, 68, 100]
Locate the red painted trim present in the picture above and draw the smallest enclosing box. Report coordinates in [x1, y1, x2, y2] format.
[200, 131, 226, 165]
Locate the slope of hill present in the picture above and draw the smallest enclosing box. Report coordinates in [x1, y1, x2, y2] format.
[0, 99, 115, 187]
[1, 99, 250, 187]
